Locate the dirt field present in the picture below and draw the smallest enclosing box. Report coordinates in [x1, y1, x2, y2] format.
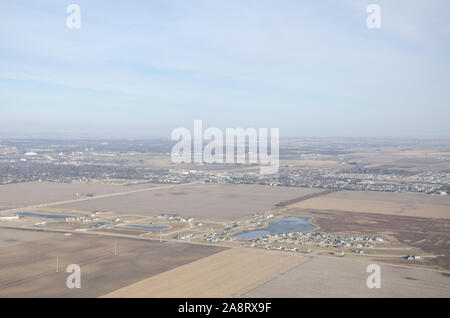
[0, 181, 158, 210]
[287, 208, 450, 270]
[0, 228, 60, 249]
[54, 184, 321, 220]
[0, 228, 225, 297]
[103, 248, 301, 298]
[237, 255, 450, 298]
[292, 190, 450, 219]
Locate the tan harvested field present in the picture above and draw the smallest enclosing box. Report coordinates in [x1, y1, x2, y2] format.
[0, 228, 60, 249]
[103, 248, 301, 298]
[292, 190, 450, 219]
[54, 184, 322, 220]
[237, 255, 450, 298]
[0, 181, 158, 210]
[0, 228, 225, 297]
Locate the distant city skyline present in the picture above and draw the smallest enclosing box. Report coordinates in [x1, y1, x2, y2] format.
[1, 0, 450, 137]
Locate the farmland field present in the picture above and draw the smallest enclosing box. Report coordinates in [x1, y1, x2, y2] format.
[0, 228, 225, 297]
[237, 255, 450, 298]
[292, 190, 450, 219]
[53, 184, 322, 220]
[0, 181, 158, 210]
[104, 248, 301, 298]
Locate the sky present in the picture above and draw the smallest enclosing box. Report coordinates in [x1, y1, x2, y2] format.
[1, 0, 449, 138]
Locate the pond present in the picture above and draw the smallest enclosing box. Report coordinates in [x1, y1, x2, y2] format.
[124, 225, 169, 230]
[18, 212, 73, 219]
[233, 217, 316, 240]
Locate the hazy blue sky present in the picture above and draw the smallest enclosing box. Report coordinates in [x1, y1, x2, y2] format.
[1, 0, 449, 137]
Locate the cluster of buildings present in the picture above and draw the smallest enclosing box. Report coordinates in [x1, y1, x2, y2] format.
[203, 233, 234, 243]
[166, 215, 194, 222]
[194, 167, 450, 196]
[404, 255, 421, 260]
[1, 139, 448, 196]
[175, 233, 193, 240]
[239, 242, 311, 253]
[204, 234, 219, 243]
[66, 215, 99, 224]
[244, 232, 384, 250]
[251, 212, 275, 224]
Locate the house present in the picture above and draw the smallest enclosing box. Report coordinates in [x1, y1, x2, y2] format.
[0, 214, 19, 221]
[404, 255, 421, 260]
